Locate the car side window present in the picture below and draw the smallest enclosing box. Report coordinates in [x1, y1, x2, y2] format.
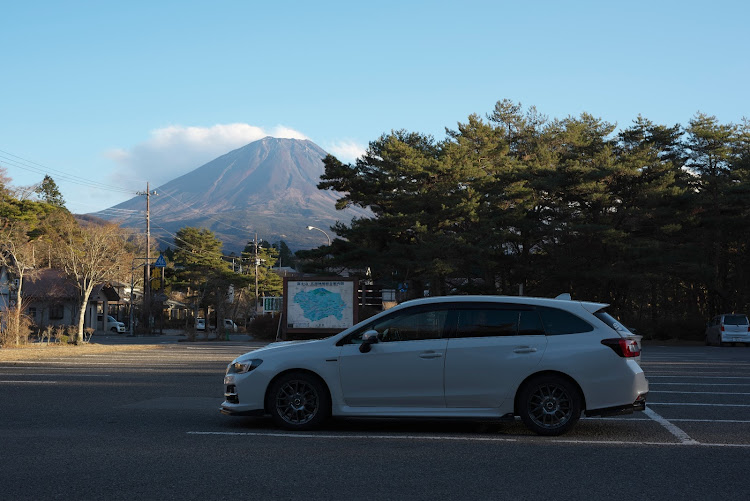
[373, 309, 448, 342]
[538, 307, 594, 335]
[343, 308, 448, 344]
[519, 310, 546, 335]
[454, 308, 545, 337]
[455, 309, 518, 337]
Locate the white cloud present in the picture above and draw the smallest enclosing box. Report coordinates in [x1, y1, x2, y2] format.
[325, 140, 367, 163]
[104, 123, 309, 189]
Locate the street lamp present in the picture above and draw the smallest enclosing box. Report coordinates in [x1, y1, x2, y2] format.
[306, 225, 331, 246]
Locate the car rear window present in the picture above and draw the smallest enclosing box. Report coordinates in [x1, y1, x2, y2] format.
[594, 310, 633, 335]
[538, 307, 593, 335]
[723, 315, 749, 325]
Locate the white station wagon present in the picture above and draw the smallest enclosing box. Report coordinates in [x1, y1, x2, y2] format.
[221, 295, 648, 435]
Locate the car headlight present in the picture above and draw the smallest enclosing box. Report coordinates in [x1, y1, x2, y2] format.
[226, 359, 263, 375]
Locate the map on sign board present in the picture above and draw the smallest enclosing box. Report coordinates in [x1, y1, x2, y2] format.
[286, 280, 355, 330]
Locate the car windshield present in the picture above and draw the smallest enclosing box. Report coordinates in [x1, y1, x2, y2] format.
[594, 310, 633, 335]
[724, 315, 749, 325]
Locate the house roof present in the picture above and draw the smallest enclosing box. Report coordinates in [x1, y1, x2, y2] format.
[21, 269, 125, 304]
[23, 269, 78, 299]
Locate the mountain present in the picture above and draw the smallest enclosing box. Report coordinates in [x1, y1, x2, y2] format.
[95, 137, 369, 252]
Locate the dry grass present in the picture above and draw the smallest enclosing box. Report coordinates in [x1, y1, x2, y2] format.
[0, 343, 164, 361]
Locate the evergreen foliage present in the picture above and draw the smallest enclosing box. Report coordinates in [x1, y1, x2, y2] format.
[316, 102, 750, 339]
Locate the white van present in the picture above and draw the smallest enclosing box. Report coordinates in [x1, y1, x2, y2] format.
[98, 315, 126, 333]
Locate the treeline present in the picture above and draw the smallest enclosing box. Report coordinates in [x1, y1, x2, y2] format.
[0, 174, 137, 344]
[0, 169, 286, 345]
[315, 100, 750, 339]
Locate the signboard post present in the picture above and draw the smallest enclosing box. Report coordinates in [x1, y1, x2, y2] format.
[282, 277, 359, 339]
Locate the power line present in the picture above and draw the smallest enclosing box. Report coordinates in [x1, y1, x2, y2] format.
[155, 189, 255, 234]
[1, 149, 264, 244]
[0, 150, 136, 195]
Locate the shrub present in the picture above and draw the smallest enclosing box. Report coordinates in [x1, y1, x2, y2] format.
[39, 326, 55, 344]
[0, 310, 32, 346]
[250, 313, 281, 341]
[53, 325, 70, 344]
[652, 317, 706, 341]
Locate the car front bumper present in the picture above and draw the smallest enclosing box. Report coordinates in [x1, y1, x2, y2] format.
[220, 371, 270, 417]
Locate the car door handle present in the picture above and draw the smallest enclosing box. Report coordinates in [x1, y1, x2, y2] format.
[513, 346, 538, 354]
[419, 351, 443, 359]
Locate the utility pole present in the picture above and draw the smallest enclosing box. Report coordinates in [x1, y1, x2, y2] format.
[137, 183, 157, 333]
[254, 233, 259, 316]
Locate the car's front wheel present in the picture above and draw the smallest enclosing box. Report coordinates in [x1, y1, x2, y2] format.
[268, 372, 330, 431]
[518, 375, 581, 436]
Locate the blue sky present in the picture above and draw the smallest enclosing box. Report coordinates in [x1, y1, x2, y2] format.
[2, 0, 748, 214]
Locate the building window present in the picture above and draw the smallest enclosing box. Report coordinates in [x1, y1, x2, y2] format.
[49, 304, 64, 320]
[27, 307, 37, 320]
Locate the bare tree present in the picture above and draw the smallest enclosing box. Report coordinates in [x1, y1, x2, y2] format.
[57, 221, 130, 344]
[0, 222, 41, 344]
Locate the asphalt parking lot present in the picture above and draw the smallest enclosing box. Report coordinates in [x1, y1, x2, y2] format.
[1, 335, 749, 500]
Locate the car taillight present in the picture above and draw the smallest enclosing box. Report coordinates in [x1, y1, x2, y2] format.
[721, 325, 725, 331]
[602, 338, 641, 358]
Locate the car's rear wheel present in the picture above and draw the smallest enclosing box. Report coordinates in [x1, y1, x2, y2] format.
[268, 372, 329, 431]
[518, 375, 581, 436]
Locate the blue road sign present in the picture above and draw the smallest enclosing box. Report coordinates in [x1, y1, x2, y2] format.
[154, 254, 167, 268]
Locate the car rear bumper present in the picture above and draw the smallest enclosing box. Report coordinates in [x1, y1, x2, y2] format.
[720, 333, 750, 343]
[586, 392, 648, 417]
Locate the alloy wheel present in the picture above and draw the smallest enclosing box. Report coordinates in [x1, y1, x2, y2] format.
[525, 382, 576, 432]
[275, 379, 320, 426]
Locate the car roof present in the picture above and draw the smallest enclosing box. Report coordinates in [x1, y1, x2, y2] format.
[396, 295, 608, 312]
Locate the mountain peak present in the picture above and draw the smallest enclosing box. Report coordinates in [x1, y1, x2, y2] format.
[95, 137, 367, 251]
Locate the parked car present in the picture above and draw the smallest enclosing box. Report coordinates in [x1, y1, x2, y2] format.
[221, 295, 648, 436]
[223, 319, 238, 332]
[196, 318, 206, 331]
[98, 314, 125, 334]
[705, 313, 750, 346]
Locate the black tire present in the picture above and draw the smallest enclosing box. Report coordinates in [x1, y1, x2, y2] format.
[267, 372, 330, 431]
[517, 375, 581, 436]
[110, 327, 117, 333]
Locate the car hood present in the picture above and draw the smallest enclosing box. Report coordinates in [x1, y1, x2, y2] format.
[234, 339, 323, 361]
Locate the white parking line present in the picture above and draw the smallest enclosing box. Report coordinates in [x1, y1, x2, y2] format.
[188, 431, 519, 443]
[0, 380, 57, 384]
[592, 417, 750, 423]
[0, 373, 110, 377]
[187, 431, 750, 447]
[668, 418, 750, 423]
[648, 402, 750, 407]
[653, 391, 750, 395]
[647, 376, 750, 379]
[644, 407, 699, 445]
[651, 383, 750, 386]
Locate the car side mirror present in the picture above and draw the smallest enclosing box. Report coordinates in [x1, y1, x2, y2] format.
[359, 330, 379, 353]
